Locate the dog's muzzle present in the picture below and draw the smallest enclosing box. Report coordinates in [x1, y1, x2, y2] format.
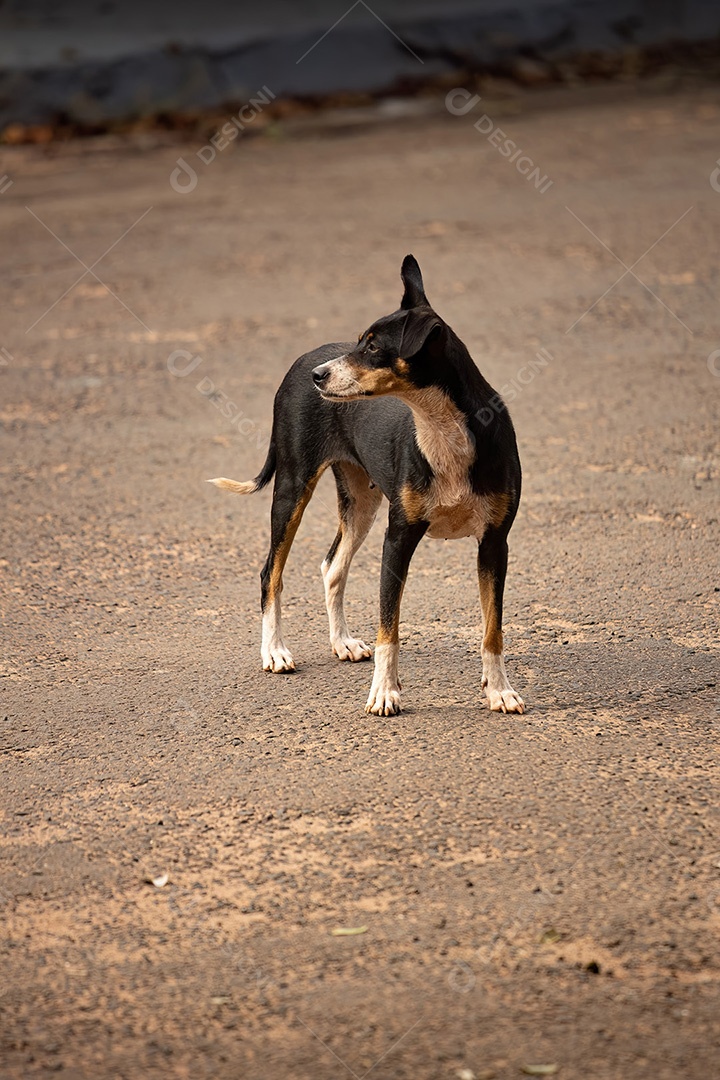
[312, 357, 348, 393]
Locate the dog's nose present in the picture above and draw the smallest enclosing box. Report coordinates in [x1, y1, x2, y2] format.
[312, 365, 330, 386]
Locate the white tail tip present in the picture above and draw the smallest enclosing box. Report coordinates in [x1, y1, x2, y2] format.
[207, 477, 258, 494]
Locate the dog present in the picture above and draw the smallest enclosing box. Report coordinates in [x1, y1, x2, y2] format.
[209, 255, 524, 716]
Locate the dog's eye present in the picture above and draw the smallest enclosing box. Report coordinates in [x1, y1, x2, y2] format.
[367, 342, 379, 354]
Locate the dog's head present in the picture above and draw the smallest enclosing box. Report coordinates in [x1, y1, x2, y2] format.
[312, 255, 446, 400]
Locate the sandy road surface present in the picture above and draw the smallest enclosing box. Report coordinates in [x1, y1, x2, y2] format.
[1, 86, 719, 1078]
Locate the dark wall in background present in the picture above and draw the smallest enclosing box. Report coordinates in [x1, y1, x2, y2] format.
[1, 0, 719, 128]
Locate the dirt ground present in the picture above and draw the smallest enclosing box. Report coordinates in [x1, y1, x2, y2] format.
[1, 83, 719, 1079]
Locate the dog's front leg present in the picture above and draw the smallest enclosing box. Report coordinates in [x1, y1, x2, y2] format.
[366, 514, 427, 716]
[477, 527, 524, 714]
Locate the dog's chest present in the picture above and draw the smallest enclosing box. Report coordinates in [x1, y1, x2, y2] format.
[402, 388, 510, 539]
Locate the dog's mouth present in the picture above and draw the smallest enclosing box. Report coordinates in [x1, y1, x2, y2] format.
[318, 387, 372, 400]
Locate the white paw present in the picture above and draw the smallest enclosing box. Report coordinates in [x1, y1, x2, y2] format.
[365, 684, 401, 716]
[486, 687, 525, 714]
[332, 636, 372, 662]
[261, 646, 296, 674]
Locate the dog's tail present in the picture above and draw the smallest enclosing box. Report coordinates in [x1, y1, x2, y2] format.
[207, 439, 277, 496]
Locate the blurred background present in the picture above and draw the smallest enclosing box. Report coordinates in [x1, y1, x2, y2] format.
[2, 0, 720, 134]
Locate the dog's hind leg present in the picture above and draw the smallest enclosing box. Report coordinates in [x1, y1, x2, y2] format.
[260, 467, 325, 673]
[322, 463, 382, 662]
[477, 527, 524, 713]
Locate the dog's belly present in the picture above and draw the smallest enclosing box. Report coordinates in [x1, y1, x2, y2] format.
[426, 497, 490, 540]
[401, 483, 511, 541]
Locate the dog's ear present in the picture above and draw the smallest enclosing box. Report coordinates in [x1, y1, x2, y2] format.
[400, 254, 428, 310]
[399, 309, 443, 360]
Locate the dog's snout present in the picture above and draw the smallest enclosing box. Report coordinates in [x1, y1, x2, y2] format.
[312, 364, 330, 386]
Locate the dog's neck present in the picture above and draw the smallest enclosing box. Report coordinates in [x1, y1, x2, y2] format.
[402, 386, 475, 504]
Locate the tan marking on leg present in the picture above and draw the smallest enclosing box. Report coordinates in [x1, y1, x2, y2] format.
[400, 483, 426, 525]
[376, 624, 398, 646]
[376, 577, 406, 645]
[266, 466, 326, 605]
[261, 465, 327, 673]
[485, 491, 511, 528]
[478, 568, 503, 655]
[478, 567, 524, 713]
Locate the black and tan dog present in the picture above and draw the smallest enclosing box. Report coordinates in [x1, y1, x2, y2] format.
[209, 255, 524, 716]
